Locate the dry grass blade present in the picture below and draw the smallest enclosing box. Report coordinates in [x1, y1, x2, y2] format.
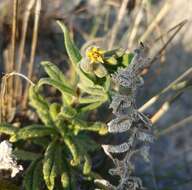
[139, 67, 192, 112]
[11, 0, 18, 69]
[108, 0, 130, 49]
[139, 1, 171, 43]
[127, 0, 145, 49]
[22, 0, 41, 109]
[153, 19, 188, 44]
[15, 0, 36, 102]
[151, 81, 192, 124]
[0, 72, 34, 122]
[0, 75, 8, 123]
[158, 115, 192, 136]
[8, 0, 18, 112]
[148, 19, 188, 65]
[6, 72, 35, 86]
[150, 101, 170, 124]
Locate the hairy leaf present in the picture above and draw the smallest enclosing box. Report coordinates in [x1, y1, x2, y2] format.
[43, 140, 58, 190]
[29, 86, 53, 126]
[57, 21, 82, 69]
[0, 124, 18, 135]
[37, 78, 75, 96]
[24, 157, 42, 190]
[41, 61, 69, 85]
[9, 125, 57, 142]
[63, 136, 80, 166]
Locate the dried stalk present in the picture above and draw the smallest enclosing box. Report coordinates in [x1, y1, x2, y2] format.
[97, 45, 154, 190]
[108, 0, 130, 49]
[15, 0, 36, 101]
[151, 81, 192, 124]
[139, 1, 171, 43]
[22, 0, 41, 108]
[0, 75, 8, 122]
[158, 115, 192, 136]
[0, 72, 35, 123]
[127, 0, 145, 49]
[148, 19, 187, 65]
[139, 67, 192, 112]
[7, 0, 18, 113]
[5, 72, 35, 86]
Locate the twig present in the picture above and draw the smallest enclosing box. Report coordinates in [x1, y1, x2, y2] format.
[108, 0, 130, 49]
[22, 0, 41, 109]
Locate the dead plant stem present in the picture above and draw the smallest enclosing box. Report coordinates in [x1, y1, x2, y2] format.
[22, 0, 41, 108]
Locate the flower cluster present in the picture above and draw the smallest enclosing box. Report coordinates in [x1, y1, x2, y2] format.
[96, 45, 154, 190]
[0, 140, 23, 177]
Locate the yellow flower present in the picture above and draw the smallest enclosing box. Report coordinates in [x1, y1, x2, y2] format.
[80, 46, 108, 78]
[86, 47, 105, 63]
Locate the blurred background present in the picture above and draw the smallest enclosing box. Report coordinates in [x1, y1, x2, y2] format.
[0, 0, 192, 189]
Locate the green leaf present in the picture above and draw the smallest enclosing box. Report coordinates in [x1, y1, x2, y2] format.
[29, 86, 53, 126]
[54, 119, 80, 166]
[103, 48, 124, 58]
[43, 140, 58, 190]
[105, 56, 117, 65]
[49, 103, 61, 121]
[57, 21, 82, 69]
[73, 119, 108, 135]
[104, 75, 111, 91]
[14, 149, 41, 161]
[0, 124, 18, 135]
[37, 78, 75, 96]
[79, 95, 104, 104]
[24, 157, 43, 190]
[78, 101, 103, 113]
[41, 61, 70, 85]
[75, 134, 99, 152]
[32, 137, 50, 148]
[78, 66, 95, 87]
[83, 155, 92, 175]
[54, 117, 67, 138]
[93, 63, 108, 78]
[59, 106, 77, 119]
[78, 83, 105, 96]
[122, 52, 134, 66]
[63, 136, 80, 166]
[9, 125, 57, 142]
[40, 62, 75, 106]
[61, 172, 70, 189]
[56, 146, 70, 189]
